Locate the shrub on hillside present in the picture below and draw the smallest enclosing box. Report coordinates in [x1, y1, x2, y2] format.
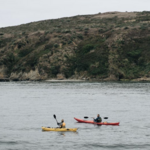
[18, 49, 34, 57]
[54, 43, 59, 48]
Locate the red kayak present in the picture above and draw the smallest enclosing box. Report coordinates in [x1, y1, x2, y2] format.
[74, 118, 120, 126]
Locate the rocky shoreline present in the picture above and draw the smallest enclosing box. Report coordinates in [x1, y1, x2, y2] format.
[1, 77, 150, 82]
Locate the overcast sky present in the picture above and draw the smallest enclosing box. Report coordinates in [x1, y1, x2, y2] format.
[0, 0, 150, 28]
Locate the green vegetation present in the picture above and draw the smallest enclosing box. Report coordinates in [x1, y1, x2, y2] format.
[65, 36, 109, 77]
[0, 11, 150, 80]
[2, 53, 19, 75]
[18, 48, 34, 57]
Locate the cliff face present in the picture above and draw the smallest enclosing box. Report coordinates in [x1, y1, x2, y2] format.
[0, 11, 150, 81]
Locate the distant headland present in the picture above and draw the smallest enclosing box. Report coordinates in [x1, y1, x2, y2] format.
[0, 11, 150, 81]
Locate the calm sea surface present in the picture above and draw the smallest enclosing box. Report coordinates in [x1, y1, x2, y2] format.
[0, 81, 150, 150]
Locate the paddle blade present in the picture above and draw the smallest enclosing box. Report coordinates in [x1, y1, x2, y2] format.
[104, 117, 108, 119]
[84, 116, 89, 119]
[53, 114, 56, 119]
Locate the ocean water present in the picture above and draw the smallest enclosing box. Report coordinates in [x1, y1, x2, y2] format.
[0, 81, 150, 150]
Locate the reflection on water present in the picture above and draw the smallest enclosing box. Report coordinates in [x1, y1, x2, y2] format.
[0, 81, 150, 150]
[58, 132, 78, 136]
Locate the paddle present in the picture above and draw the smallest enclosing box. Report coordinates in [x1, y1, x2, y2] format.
[84, 116, 108, 119]
[53, 114, 58, 124]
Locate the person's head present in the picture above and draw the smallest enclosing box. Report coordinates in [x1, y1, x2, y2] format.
[97, 114, 100, 117]
[61, 119, 64, 122]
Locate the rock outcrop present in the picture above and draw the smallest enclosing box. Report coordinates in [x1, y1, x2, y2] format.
[10, 68, 42, 81]
[0, 65, 8, 79]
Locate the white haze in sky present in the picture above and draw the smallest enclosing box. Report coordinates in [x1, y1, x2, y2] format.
[0, 0, 150, 27]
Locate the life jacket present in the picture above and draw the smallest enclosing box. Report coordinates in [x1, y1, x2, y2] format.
[97, 117, 102, 122]
[61, 122, 66, 128]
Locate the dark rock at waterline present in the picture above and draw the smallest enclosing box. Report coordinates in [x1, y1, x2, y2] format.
[0, 78, 10, 82]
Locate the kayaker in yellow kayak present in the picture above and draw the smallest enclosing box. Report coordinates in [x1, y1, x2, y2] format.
[57, 119, 66, 128]
[93, 114, 102, 123]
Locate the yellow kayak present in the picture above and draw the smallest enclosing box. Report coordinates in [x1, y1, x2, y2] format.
[42, 127, 78, 132]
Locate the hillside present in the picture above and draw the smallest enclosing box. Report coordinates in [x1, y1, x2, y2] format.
[0, 11, 150, 81]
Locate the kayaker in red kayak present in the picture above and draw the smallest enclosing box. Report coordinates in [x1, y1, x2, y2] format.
[57, 119, 66, 128]
[93, 114, 102, 123]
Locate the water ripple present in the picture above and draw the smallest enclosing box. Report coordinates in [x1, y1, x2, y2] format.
[0, 81, 150, 150]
